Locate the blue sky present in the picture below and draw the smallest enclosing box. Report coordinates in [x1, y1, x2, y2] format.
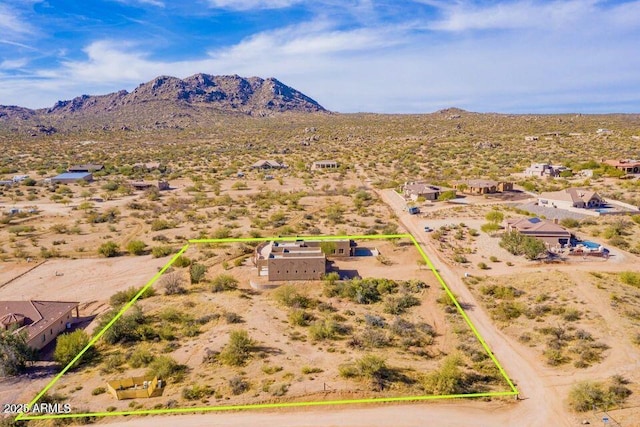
[0, 0, 639, 113]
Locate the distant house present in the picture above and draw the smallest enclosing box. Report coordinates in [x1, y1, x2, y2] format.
[596, 128, 613, 135]
[311, 160, 339, 170]
[51, 172, 93, 184]
[68, 164, 104, 173]
[402, 181, 443, 201]
[524, 163, 571, 178]
[129, 180, 170, 191]
[254, 240, 353, 281]
[250, 160, 286, 170]
[132, 162, 161, 171]
[0, 180, 13, 187]
[538, 188, 604, 209]
[505, 217, 572, 249]
[524, 136, 539, 142]
[454, 179, 513, 195]
[0, 300, 79, 350]
[604, 159, 640, 174]
[12, 175, 29, 183]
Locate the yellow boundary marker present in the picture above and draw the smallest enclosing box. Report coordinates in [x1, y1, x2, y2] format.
[17, 233, 517, 421]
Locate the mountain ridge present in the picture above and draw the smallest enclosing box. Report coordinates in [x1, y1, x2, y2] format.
[0, 74, 327, 133]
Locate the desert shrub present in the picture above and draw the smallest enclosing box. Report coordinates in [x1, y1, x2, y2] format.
[421, 355, 465, 395]
[301, 366, 324, 374]
[54, 330, 94, 367]
[219, 330, 254, 366]
[223, 311, 243, 324]
[477, 262, 489, 270]
[485, 210, 504, 224]
[620, 271, 640, 288]
[161, 272, 186, 295]
[126, 240, 146, 255]
[128, 346, 155, 368]
[0, 330, 37, 376]
[360, 329, 390, 348]
[273, 284, 313, 308]
[288, 309, 313, 326]
[109, 287, 154, 307]
[173, 256, 191, 268]
[147, 356, 187, 382]
[383, 294, 420, 315]
[489, 256, 499, 262]
[492, 301, 524, 321]
[211, 274, 239, 292]
[182, 384, 214, 400]
[480, 284, 523, 300]
[568, 381, 609, 412]
[229, 376, 250, 395]
[98, 241, 119, 257]
[324, 277, 398, 304]
[151, 245, 173, 258]
[560, 218, 579, 228]
[364, 314, 386, 328]
[98, 306, 147, 345]
[500, 231, 547, 259]
[91, 387, 107, 396]
[189, 263, 207, 284]
[562, 308, 582, 321]
[340, 354, 390, 391]
[150, 219, 174, 231]
[308, 319, 343, 341]
[261, 364, 283, 374]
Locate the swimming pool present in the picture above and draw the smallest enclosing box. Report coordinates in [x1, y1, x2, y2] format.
[581, 241, 601, 249]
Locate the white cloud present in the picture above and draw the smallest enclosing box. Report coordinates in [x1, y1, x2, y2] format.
[0, 58, 28, 69]
[424, 0, 640, 32]
[112, 0, 166, 7]
[207, 0, 301, 10]
[2, 3, 640, 113]
[0, 3, 34, 35]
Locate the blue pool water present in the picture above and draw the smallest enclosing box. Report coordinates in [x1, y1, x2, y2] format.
[581, 241, 601, 249]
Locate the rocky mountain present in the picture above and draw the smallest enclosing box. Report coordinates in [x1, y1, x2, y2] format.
[0, 74, 326, 134]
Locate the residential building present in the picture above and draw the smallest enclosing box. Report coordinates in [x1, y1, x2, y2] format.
[51, 172, 93, 184]
[454, 179, 513, 195]
[0, 300, 79, 350]
[68, 164, 104, 173]
[129, 180, 170, 191]
[538, 188, 604, 209]
[250, 160, 286, 169]
[604, 159, 640, 174]
[505, 217, 572, 249]
[12, 175, 29, 183]
[311, 160, 339, 170]
[524, 163, 571, 178]
[254, 240, 353, 281]
[524, 136, 539, 141]
[402, 181, 443, 201]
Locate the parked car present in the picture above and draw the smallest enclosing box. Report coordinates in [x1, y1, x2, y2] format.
[424, 226, 432, 232]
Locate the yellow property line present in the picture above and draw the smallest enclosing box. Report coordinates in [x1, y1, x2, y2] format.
[18, 233, 517, 421]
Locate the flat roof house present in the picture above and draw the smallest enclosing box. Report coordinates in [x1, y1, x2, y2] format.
[250, 160, 286, 170]
[505, 217, 572, 249]
[402, 181, 443, 201]
[51, 172, 93, 184]
[311, 160, 339, 170]
[538, 188, 604, 210]
[524, 163, 570, 178]
[68, 164, 104, 173]
[0, 300, 79, 350]
[454, 179, 513, 195]
[254, 240, 353, 281]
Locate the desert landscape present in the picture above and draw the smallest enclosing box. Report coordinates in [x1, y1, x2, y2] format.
[0, 85, 639, 427]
